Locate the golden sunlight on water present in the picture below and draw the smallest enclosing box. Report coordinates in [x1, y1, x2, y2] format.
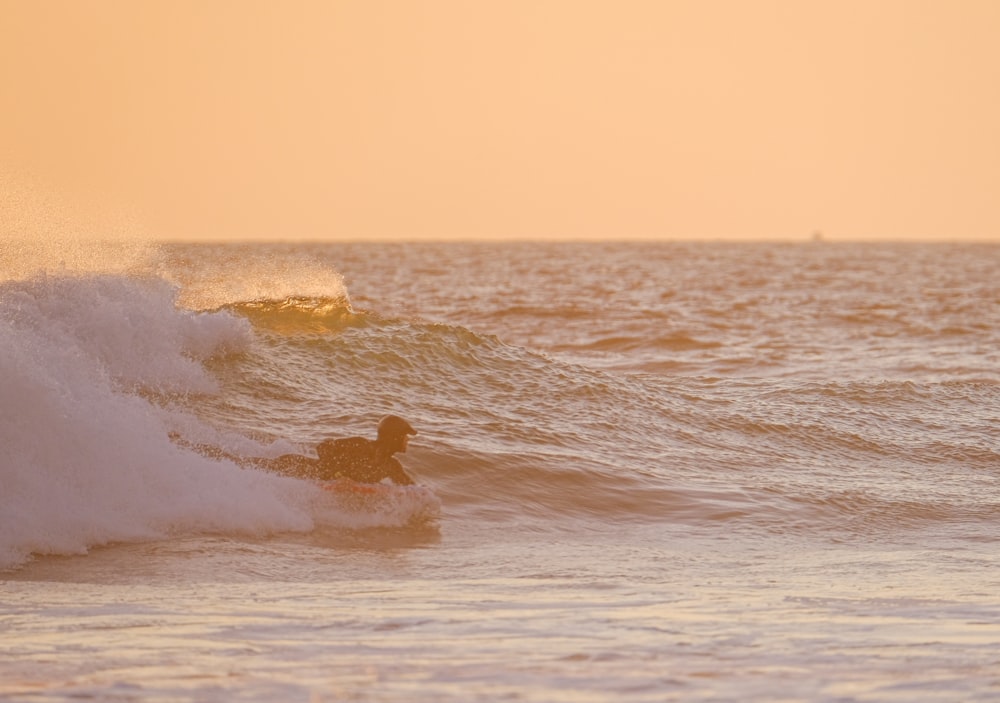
[2, 241, 997, 701]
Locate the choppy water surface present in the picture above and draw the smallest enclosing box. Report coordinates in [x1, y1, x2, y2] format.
[2, 241, 998, 701]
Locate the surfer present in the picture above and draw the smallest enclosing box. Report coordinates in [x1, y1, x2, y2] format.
[256, 415, 417, 485]
[174, 415, 419, 486]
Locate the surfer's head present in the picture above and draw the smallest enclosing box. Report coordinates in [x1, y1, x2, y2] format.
[377, 414, 417, 453]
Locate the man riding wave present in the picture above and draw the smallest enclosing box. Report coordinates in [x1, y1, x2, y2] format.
[178, 415, 419, 486]
[269, 415, 417, 485]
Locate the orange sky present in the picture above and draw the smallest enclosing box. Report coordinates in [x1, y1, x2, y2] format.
[1, 0, 998, 241]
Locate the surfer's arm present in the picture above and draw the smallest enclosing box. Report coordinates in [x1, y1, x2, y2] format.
[168, 433, 321, 477]
[385, 458, 415, 486]
[169, 433, 246, 464]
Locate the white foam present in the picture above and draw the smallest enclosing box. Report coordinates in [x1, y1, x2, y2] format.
[313, 485, 442, 529]
[0, 274, 317, 570]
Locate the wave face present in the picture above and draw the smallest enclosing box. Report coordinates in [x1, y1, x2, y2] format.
[2, 242, 998, 569]
[0, 274, 433, 570]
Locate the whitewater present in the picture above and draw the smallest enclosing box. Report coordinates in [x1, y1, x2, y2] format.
[1, 240, 998, 702]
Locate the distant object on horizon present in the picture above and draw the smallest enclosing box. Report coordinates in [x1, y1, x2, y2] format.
[811, 230, 825, 242]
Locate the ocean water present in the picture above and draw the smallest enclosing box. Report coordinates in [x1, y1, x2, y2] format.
[1, 241, 999, 702]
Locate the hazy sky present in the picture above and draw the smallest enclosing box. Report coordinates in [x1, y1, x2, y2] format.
[2, 0, 998, 241]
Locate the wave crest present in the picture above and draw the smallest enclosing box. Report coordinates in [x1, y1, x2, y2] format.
[225, 296, 361, 334]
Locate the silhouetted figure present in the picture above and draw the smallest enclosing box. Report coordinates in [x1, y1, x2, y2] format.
[175, 415, 418, 485]
[258, 415, 418, 485]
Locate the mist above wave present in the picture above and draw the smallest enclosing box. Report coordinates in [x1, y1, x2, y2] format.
[157, 244, 352, 312]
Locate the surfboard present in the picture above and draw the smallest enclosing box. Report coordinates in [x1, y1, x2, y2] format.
[321, 479, 395, 496]
[317, 479, 442, 526]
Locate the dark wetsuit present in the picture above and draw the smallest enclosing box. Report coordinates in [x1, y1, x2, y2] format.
[265, 437, 413, 485]
[176, 434, 414, 485]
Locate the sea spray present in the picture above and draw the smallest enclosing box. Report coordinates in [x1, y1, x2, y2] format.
[157, 243, 353, 312]
[0, 170, 155, 280]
